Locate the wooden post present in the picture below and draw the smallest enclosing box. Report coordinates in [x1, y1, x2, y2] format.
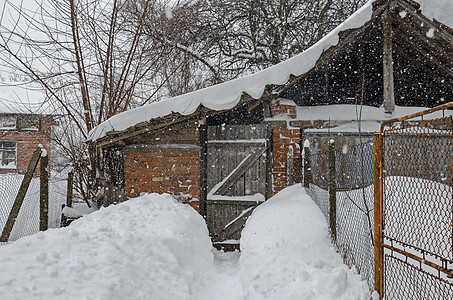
[303, 140, 311, 188]
[374, 133, 384, 297]
[287, 145, 294, 186]
[0, 147, 42, 242]
[199, 119, 208, 217]
[265, 127, 273, 199]
[66, 171, 74, 208]
[328, 140, 337, 242]
[40, 150, 49, 231]
[382, 11, 395, 113]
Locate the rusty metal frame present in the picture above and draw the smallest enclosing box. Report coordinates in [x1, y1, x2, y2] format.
[375, 102, 453, 299]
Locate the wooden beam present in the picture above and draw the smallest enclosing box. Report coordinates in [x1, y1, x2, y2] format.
[396, 0, 453, 46]
[392, 25, 453, 79]
[212, 206, 256, 242]
[277, 3, 390, 96]
[382, 10, 395, 113]
[40, 152, 49, 232]
[199, 116, 208, 218]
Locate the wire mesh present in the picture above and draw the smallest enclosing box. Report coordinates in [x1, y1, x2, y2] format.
[381, 115, 453, 297]
[307, 148, 329, 220]
[384, 255, 453, 300]
[336, 142, 375, 291]
[306, 137, 375, 291]
[0, 172, 67, 245]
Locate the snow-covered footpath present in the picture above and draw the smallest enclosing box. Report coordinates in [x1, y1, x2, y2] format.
[0, 186, 369, 299]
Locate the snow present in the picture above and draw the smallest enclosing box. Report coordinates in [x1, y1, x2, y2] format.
[88, 0, 453, 143]
[418, 0, 453, 29]
[0, 193, 215, 299]
[269, 103, 453, 122]
[426, 27, 435, 38]
[267, 104, 453, 133]
[240, 185, 369, 299]
[87, 1, 375, 142]
[0, 186, 369, 299]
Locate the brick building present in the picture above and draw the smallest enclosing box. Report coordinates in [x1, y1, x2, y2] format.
[89, 0, 452, 243]
[0, 113, 52, 175]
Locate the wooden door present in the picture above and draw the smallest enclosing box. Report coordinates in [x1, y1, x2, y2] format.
[205, 124, 271, 245]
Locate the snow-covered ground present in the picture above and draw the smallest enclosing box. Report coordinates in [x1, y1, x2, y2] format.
[0, 186, 370, 299]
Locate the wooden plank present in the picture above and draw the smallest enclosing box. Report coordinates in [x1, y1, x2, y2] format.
[212, 146, 267, 197]
[199, 122, 208, 217]
[0, 147, 42, 242]
[328, 140, 337, 242]
[66, 171, 73, 208]
[40, 152, 49, 232]
[212, 206, 257, 242]
[265, 128, 273, 199]
[382, 10, 395, 113]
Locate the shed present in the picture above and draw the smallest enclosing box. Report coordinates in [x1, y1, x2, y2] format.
[88, 0, 452, 246]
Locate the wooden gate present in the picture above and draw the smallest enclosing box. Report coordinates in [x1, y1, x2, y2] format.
[374, 103, 453, 299]
[205, 124, 271, 248]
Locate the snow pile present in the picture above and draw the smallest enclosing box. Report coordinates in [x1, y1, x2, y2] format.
[240, 185, 369, 300]
[0, 193, 214, 299]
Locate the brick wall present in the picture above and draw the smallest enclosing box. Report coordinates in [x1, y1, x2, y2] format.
[270, 99, 297, 119]
[0, 115, 52, 175]
[124, 145, 200, 211]
[272, 129, 302, 194]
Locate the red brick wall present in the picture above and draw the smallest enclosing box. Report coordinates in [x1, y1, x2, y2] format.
[270, 99, 297, 119]
[0, 115, 52, 175]
[272, 129, 302, 194]
[124, 146, 200, 211]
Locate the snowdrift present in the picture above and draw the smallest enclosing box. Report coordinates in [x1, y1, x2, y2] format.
[0, 193, 214, 299]
[240, 185, 369, 300]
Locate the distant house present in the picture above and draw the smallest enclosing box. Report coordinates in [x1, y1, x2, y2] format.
[0, 84, 53, 175]
[88, 0, 452, 244]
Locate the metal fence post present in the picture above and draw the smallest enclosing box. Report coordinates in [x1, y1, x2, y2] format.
[303, 141, 311, 188]
[328, 140, 337, 242]
[40, 150, 49, 231]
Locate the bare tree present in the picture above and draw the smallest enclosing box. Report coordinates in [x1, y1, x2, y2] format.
[127, 0, 368, 95]
[0, 0, 180, 205]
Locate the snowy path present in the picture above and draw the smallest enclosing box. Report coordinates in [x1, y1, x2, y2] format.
[195, 249, 242, 300]
[0, 187, 369, 299]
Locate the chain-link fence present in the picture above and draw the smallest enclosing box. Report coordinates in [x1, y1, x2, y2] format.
[304, 135, 375, 291]
[0, 171, 67, 245]
[377, 114, 453, 298]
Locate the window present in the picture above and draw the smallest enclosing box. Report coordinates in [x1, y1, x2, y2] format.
[0, 142, 16, 168]
[0, 116, 16, 130]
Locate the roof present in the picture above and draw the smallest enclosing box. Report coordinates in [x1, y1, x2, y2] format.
[88, 0, 453, 143]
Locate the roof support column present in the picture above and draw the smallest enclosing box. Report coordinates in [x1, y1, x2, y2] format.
[382, 11, 395, 113]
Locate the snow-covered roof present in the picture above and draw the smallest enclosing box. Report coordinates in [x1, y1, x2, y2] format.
[266, 104, 453, 133]
[0, 82, 51, 114]
[88, 0, 452, 142]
